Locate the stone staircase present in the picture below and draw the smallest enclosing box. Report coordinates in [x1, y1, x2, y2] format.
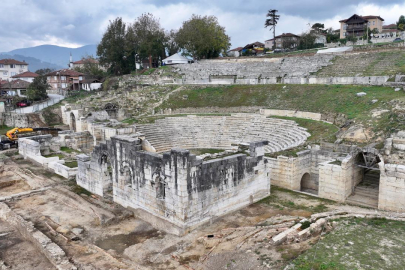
[346, 172, 380, 208]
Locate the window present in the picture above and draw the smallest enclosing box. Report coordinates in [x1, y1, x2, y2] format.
[343, 24, 347, 30]
[11, 72, 16, 76]
[62, 83, 67, 88]
[47, 77, 51, 81]
[373, 21, 375, 26]
[0, 64, 3, 68]
[20, 65, 25, 68]
[53, 83, 57, 88]
[3, 71, 7, 76]
[79, 76, 83, 80]
[61, 76, 66, 81]
[10, 64, 15, 68]
[54, 76, 57, 80]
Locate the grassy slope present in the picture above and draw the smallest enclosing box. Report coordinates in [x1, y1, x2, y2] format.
[270, 116, 338, 143]
[293, 218, 405, 270]
[158, 84, 405, 135]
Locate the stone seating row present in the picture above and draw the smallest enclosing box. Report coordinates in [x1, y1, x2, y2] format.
[136, 115, 310, 153]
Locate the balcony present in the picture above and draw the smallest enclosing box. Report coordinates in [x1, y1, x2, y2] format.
[346, 25, 365, 32]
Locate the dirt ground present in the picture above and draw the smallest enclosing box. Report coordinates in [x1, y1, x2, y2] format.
[0, 150, 402, 270]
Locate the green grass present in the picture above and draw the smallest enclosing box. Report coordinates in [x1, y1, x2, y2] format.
[64, 161, 78, 168]
[60, 147, 79, 154]
[158, 84, 405, 138]
[141, 68, 156, 75]
[271, 116, 338, 143]
[293, 218, 405, 270]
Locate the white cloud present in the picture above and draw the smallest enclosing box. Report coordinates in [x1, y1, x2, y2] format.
[0, 0, 403, 52]
[63, 24, 76, 30]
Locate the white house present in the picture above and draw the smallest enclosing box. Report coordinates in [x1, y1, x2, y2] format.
[227, 47, 243, 57]
[11, 71, 39, 83]
[162, 54, 190, 65]
[0, 59, 29, 81]
[82, 78, 102, 91]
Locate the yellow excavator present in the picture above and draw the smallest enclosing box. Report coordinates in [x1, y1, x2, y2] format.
[0, 127, 61, 150]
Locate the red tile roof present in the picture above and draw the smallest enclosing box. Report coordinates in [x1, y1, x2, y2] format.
[0, 79, 30, 89]
[46, 69, 84, 76]
[383, 23, 396, 29]
[0, 59, 28, 65]
[11, 71, 39, 78]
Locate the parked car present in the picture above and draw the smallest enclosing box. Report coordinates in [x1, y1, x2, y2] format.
[16, 100, 31, 107]
[393, 38, 403, 42]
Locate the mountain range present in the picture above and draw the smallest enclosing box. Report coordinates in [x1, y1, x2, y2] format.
[0, 44, 98, 72]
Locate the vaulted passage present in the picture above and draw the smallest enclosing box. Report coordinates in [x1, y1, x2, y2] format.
[300, 173, 318, 195]
[346, 151, 381, 208]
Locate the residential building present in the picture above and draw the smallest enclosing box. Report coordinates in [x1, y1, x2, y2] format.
[0, 59, 29, 81]
[46, 69, 85, 94]
[227, 47, 243, 57]
[339, 14, 384, 39]
[265, 33, 300, 49]
[0, 79, 30, 97]
[11, 71, 39, 83]
[243, 42, 265, 55]
[69, 54, 106, 71]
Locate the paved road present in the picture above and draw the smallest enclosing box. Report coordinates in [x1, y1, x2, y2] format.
[14, 94, 64, 113]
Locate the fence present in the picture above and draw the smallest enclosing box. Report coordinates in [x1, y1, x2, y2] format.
[13, 96, 64, 114]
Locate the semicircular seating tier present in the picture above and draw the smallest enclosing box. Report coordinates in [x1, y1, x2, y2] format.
[135, 114, 310, 153]
[173, 55, 335, 81]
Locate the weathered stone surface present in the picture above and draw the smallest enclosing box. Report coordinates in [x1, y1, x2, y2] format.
[77, 135, 271, 235]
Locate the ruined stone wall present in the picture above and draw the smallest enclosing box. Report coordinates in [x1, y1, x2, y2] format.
[77, 136, 270, 234]
[379, 164, 405, 212]
[318, 155, 362, 202]
[266, 150, 311, 190]
[57, 131, 94, 152]
[18, 135, 77, 179]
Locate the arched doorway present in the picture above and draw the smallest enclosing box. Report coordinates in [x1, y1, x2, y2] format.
[300, 173, 318, 195]
[346, 151, 381, 208]
[70, 112, 76, 132]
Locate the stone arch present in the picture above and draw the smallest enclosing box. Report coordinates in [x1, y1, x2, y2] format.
[300, 172, 318, 194]
[104, 103, 119, 119]
[70, 112, 76, 132]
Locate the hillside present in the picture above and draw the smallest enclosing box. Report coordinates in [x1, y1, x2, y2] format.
[2, 44, 97, 68]
[0, 54, 63, 72]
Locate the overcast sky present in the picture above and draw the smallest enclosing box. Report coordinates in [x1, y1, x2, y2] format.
[1, 0, 404, 52]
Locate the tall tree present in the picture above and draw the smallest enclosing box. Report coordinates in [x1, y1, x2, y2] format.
[35, 68, 54, 76]
[176, 14, 230, 59]
[397, 15, 405, 30]
[165, 30, 180, 56]
[264, 9, 280, 50]
[26, 76, 49, 101]
[97, 18, 127, 75]
[129, 13, 166, 68]
[311, 23, 325, 34]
